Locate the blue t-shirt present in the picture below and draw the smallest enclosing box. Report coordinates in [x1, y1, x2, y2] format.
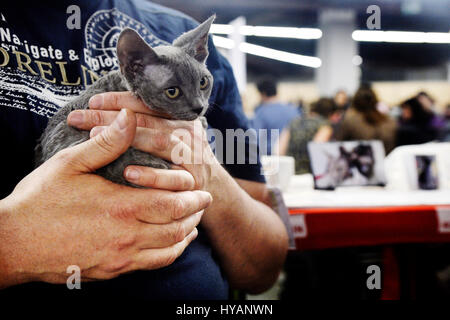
[251, 102, 300, 154]
[0, 0, 264, 300]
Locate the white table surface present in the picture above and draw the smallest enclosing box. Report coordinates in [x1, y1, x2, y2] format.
[282, 174, 450, 209]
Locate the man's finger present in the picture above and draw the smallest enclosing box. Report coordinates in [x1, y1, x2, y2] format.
[84, 227, 199, 279]
[60, 109, 136, 173]
[90, 127, 194, 166]
[89, 92, 169, 118]
[68, 109, 119, 130]
[124, 165, 195, 191]
[120, 189, 212, 223]
[134, 128, 194, 165]
[135, 228, 198, 270]
[136, 210, 203, 248]
[69, 109, 177, 131]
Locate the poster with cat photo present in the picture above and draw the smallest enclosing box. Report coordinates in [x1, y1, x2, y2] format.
[307, 140, 386, 190]
[415, 155, 439, 190]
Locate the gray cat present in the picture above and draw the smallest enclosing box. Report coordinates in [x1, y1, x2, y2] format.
[35, 16, 215, 186]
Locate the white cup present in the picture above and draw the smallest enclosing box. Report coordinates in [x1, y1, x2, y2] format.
[261, 155, 295, 191]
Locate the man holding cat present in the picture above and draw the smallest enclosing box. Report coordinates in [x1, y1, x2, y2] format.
[0, 108, 209, 288]
[0, 0, 288, 300]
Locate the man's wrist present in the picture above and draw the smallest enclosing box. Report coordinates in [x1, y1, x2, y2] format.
[203, 164, 246, 226]
[207, 164, 233, 205]
[0, 198, 31, 288]
[0, 198, 16, 288]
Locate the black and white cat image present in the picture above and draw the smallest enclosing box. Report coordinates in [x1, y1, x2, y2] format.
[36, 16, 215, 186]
[316, 144, 375, 188]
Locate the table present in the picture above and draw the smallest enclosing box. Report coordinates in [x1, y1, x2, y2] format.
[284, 175, 450, 250]
[281, 174, 450, 299]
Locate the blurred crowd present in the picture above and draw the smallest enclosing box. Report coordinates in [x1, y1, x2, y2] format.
[249, 80, 450, 299]
[251, 79, 450, 174]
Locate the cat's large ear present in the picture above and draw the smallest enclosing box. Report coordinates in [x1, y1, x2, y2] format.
[117, 28, 159, 77]
[173, 15, 215, 63]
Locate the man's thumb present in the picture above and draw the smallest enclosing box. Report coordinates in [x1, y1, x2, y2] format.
[64, 108, 136, 172]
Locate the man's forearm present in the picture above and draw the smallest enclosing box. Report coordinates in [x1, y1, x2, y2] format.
[202, 168, 288, 294]
[0, 199, 29, 288]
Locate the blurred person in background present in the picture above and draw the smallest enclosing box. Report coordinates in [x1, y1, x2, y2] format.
[417, 91, 436, 112]
[444, 104, 450, 120]
[277, 98, 340, 174]
[417, 91, 446, 133]
[250, 79, 300, 155]
[334, 89, 350, 110]
[376, 100, 390, 115]
[397, 97, 441, 146]
[335, 85, 397, 154]
[442, 104, 450, 142]
[296, 98, 305, 117]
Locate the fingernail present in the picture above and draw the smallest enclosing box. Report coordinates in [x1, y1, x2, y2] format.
[191, 227, 198, 239]
[126, 168, 140, 181]
[199, 191, 213, 203]
[114, 109, 128, 130]
[68, 111, 84, 126]
[89, 94, 104, 109]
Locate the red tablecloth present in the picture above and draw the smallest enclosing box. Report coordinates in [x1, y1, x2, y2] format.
[288, 205, 450, 299]
[289, 205, 450, 250]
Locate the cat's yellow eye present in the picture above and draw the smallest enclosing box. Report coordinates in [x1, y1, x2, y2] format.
[165, 87, 181, 99]
[200, 76, 209, 90]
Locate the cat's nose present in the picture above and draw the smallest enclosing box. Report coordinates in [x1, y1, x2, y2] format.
[193, 107, 203, 115]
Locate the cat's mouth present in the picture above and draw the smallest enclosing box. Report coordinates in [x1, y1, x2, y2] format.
[142, 103, 174, 120]
[143, 101, 202, 121]
[149, 106, 202, 121]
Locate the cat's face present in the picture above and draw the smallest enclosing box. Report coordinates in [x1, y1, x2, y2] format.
[117, 16, 215, 121]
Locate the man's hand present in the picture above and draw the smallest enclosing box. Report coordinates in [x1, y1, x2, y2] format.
[67, 92, 289, 294]
[67, 92, 220, 193]
[0, 109, 212, 288]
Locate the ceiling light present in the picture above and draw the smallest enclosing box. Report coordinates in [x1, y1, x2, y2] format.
[352, 30, 450, 43]
[211, 24, 322, 39]
[212, 36, 321, 68]
[212, 36, 235, 49]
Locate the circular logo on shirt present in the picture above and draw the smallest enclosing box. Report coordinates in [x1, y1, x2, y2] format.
[84, 9, 168, 72]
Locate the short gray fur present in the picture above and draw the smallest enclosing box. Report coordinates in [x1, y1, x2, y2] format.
[35, 16, 215, 186]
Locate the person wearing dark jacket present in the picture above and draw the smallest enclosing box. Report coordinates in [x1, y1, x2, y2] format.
[397, 97, 440, 146]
